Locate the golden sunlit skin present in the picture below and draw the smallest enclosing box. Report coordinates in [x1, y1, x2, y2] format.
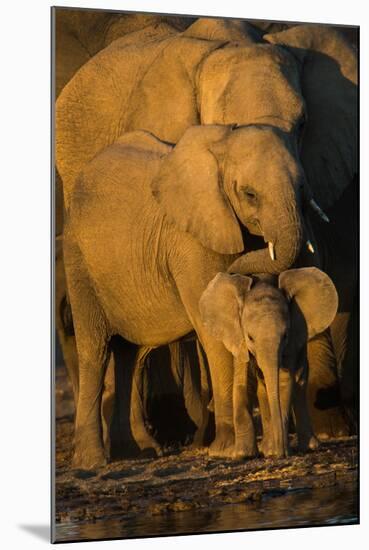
[53, 10, 358, 541]
[64, 125, 312, 469]
[199, 269, 338, 459]
[56, 16, 357, 438]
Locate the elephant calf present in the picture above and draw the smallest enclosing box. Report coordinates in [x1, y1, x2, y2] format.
[199, 268, 338, 458]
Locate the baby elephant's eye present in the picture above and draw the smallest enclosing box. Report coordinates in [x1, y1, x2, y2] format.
[248, 334, 254, 342]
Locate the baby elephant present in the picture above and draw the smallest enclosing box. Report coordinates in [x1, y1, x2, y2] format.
[199, 267, 338, 458]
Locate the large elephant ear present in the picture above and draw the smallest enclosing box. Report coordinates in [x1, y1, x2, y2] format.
[265, 25, 357, 209]
[279, 267, 338, 339]
[199, 273, 252, 358]
[151, 125, 244, 254]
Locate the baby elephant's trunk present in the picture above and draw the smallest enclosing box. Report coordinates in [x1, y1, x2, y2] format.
[262, 358, 287, 458]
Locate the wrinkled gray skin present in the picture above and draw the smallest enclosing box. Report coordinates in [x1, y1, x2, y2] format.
[64, 124, 313, 469]
[199, 269, 338, 458]
[56, 18, 357, 438]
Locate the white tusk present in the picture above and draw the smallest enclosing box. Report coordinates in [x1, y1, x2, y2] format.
[268, 241, 275, 261]
[309, 199, 330, 223]
[307, 240, 315, 254]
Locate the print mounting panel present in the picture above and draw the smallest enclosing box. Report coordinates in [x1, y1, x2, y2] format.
[51, 5, 359, 543]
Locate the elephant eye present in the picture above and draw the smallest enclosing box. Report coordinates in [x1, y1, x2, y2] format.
[243, 188, 257, 202]
[248, 334, 254, 342]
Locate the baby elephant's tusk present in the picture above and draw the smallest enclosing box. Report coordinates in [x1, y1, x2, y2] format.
[307, 240, 315, 254]
[309, 199, 330, 223]
[268, 241, 275, 261]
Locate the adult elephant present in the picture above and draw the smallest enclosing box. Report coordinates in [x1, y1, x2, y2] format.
[56, 17, 356, 270]
[123, 336, 211, 456]
[56, 17, 357, 435]
[54, 9, 195, 99]
[54, 9, 196, 231]
[54, 12, 199, 446]
[64, 124, 311, 469]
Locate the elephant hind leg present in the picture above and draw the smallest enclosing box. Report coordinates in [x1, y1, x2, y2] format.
[130, 346, 163, 457]
[55, 248, 79, 407]
[101, 352, 115, 459]
[64, 236, 110, 470]
[190, 340, 211, 447]
[169, 340, 210, 448]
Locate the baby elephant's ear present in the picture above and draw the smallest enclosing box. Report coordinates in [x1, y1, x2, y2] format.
[199, 273, 252, 358]
[279, 267, 338, 339]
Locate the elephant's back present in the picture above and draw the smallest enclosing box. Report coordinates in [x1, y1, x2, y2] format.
[56, 23, 177, 207]
[68, 138, 192, 345]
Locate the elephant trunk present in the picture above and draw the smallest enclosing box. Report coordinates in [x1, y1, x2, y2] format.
[261, 355, 286, 458]
[228, 200, 303, 276]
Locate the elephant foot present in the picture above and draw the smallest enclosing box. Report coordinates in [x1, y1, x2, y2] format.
[134, 432, 163, 458]
[208, 423, 235, 458]
[189, 440, 204, 451]
[259, 435, 274, 457]
[139, 445, 163, 458]
[310, 406, 349, 439]
[259, 436, 290, 458]
[298, 434, 320, 453]
[232, 441, 258, 460]
[72, 447, 107, 471]
[190, 428, 207, 449]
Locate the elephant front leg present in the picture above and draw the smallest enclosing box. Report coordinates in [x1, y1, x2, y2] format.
[257, 378, 273, 457]
[307, 332, 348, 438]
[65, 240, 109, 470]
[279, 368, 294, 456]
[73, 342, 110, 470]
[257, 368, 292, 457]
[293, 364, 319, 452]
[232, 356, 257, 459]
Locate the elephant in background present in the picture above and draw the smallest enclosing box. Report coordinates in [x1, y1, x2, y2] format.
[54, 8, 195, 98]
[103, 336, 211, 459]
[300, 182, 358, 436]
[64, 122, 316, 469]
[56, 16, 357, 439]
[54, 9, 194, 235]
[125, 337, 211, 456]
[249, 19, 358, 48]
[199, 269, 338, 458]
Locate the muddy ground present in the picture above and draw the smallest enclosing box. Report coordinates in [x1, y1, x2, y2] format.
[53, 365, 358, 541]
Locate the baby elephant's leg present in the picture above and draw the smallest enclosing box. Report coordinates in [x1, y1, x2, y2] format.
[257, 378, 273, 457]
[279, 368, 294, 456]
[233, 357, 257, 459]
[257, 369, 292, 457]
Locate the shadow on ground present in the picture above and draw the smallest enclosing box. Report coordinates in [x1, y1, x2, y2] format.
[18, 525, 50, 543]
